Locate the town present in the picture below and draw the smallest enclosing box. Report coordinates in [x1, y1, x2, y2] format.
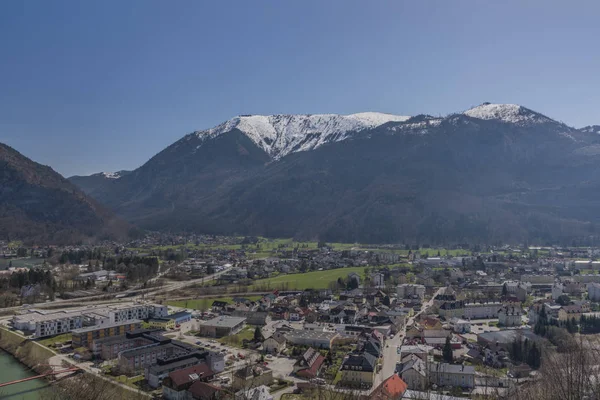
[1, 238, 600, 399]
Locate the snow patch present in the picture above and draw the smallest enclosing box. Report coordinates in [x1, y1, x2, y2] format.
[101, 172, 121, 179]
[193, 112, 410, 159]
[464, 103, 551, 125]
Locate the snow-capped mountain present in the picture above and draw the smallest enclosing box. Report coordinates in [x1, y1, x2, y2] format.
[581, 125, 600, 134]
[190, 112, 410, 159]
[463, 103, 554, 125]
[68, 170, 131, 196]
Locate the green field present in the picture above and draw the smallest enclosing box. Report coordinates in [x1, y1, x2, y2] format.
[167, 295, 263, 310]
[250, 266, 367, 291]
[38, 332, 72, 347]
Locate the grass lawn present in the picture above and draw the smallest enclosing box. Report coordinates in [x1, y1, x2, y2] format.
[250, 266, 367, 291]
[38, 333, 72, 347]
[167, 295, 263, 311]
[219, 326, 255, 347]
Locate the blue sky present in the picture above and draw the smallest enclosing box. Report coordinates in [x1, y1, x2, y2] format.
[1, 1, 599, 177]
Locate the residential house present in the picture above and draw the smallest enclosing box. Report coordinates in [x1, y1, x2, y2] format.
[369, 373, 408, 400]
[293, 347, 325, 379]
[498, 305, 522, 327]
[162, 364, 215, 400]
[232, 365, 273, 391]
[339, 352, 377, 389]
[398, 355, 427, 390]
[262, 332, 287, 354]
[428, 363, 475, 389]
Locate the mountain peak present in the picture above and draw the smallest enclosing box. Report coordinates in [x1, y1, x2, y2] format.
[464, 103, 552, 125]
[193, 112, 410, 159]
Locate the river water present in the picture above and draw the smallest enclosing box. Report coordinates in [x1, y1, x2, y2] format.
[0, 350, 46, 400]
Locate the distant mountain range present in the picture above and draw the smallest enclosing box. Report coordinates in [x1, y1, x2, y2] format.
[65, 103, 600, 245]
[0, 143, 129, 244]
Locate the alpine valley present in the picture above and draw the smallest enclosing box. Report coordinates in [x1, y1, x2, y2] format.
[67, 103, 600, 245]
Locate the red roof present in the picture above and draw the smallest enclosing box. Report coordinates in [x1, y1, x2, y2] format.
[188, 381, 224, 400]
[296, 354, 325, 379]
[168, 364, 215, 388]
[371, 374, 408, 400]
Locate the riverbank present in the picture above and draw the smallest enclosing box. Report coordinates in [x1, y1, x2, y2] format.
[0, 328, 151, 400]
[0, 327, 55, 372]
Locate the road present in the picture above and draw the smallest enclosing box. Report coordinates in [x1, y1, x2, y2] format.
[0, 267, 233, 315]
[373, 286, 446, 391]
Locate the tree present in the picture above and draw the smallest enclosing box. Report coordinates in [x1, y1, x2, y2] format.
[253, 326, 263, 342]
[443, 336, 453, 363]
[502, 283, 508, 297]
[556, 295, 571, 306]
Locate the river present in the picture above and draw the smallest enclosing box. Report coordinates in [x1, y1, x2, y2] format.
[0, 350, 47, 400]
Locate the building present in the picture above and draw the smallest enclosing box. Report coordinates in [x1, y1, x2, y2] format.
[145, 318, 176, 330]
[552, 283, 564, 300]
[284, 330, 339, 349]
[399, 345, 433, 362]
[428, 363, 475, 389]
[398, 355, 427, 390]
[187, 382, 230, 400]
[370, 373, 408, 400]
[293, 347, 325, 379]
[119, 342, 182, 374]
[198, 316, 246, 338]
[71, 320, 142, 350]
[145, 347, 224, 389]
[498, 305, 523, 327]
[371, 273, 386, 288]
[107, 303, 168, 324]
[232, 365, 273, 391]
[558, 305, 583, 322]
[339, 352, 377, 389]
[589, 282, 600, 302]
[450, 318, 471, 333]
[235, 385, 272, 400]
[438, 301, 465, 319]
[12, 310, 84, 338]
[262, 332, 286, 354]
[162, 364, 215, 400]
[169, 311, 192, 325]
[397, 284, 425, 300]
[463, 302, 502, 319]
[477, 330, 539, 352]
[94, 333, 155, 359]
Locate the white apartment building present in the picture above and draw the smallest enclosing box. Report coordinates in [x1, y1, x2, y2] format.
[12, 302, 168, 338]
[498, 305, 522, 327]
[397, 284, 426, 299]
[463, 302, 502, 319]
[12, 310, 84, 338]
[107, 304, 168, 324]
[588, 282, 600, 302]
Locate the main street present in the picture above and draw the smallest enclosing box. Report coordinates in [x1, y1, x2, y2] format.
[373, 286, 445, 390]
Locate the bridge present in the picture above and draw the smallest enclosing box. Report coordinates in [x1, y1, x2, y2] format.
[0, 364, 81, 388]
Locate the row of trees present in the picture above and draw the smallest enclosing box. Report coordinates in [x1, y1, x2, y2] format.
[510, 337, 542, 369]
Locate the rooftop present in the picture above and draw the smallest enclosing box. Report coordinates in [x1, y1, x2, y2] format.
[199, 316, 246, 328]
[71, 319, 142, 334]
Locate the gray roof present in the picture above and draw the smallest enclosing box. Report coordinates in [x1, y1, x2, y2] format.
[429, 362, 475, 375]
[478, 329, 538, 344]
[71, 319, 142, 334]
[199, 316, 246, 328]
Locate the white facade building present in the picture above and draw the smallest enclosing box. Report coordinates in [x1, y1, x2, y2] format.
[397, 284, 426, 300]
[463, 302, 502, 319]
[588, 282, 600, 302]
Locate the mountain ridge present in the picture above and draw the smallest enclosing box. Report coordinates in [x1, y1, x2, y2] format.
[69, 103, 600, 244]
[0, 143, 130, 244]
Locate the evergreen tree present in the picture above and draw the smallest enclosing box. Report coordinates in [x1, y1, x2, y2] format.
[443, 336, 453, 363]
[253, 326, 264, 342]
